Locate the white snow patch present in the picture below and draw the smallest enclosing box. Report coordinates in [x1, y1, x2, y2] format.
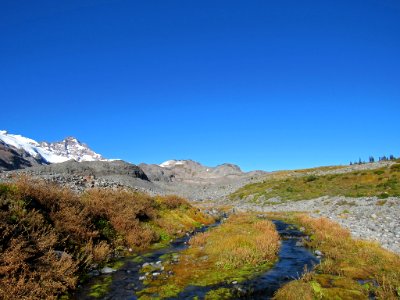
[159, 160, 186, 168]
[0, 131, 69, 163]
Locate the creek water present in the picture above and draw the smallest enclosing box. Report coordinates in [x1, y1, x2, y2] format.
[76, 220, 319, 300]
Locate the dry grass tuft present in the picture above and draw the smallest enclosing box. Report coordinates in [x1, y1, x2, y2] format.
[156, 195, 190, 209]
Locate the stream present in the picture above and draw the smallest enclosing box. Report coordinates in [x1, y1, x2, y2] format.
[76, 220, 319, 299]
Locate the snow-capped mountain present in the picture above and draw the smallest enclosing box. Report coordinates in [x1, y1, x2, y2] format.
[0, 130, 106, 170]
[39, 137, 104, 162]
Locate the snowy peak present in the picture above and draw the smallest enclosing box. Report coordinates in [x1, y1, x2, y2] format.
[0, 130, 106, 169]
[39, 136, 104, 162]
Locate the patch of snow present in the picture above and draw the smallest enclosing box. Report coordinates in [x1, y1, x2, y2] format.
[0, 131, 69, 163]
[159, 160, 186, 168]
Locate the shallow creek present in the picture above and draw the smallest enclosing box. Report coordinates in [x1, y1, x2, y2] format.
[76, 220, 319, 299]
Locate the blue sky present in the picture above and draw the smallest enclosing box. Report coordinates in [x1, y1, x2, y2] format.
[1, 0, 399, 171]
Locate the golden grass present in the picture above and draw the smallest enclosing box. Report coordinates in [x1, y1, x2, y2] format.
[273, 213, 400, 300]
[138, 213, 280, 299]
[0, 177, 213, 299]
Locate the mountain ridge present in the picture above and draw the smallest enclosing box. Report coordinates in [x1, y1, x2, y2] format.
[0, 130, 106, 170]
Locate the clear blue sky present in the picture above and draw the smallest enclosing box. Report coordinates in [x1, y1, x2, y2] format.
[1, 1, 399, 171]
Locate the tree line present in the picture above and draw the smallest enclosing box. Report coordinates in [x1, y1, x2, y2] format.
[350, 155, 397, 165]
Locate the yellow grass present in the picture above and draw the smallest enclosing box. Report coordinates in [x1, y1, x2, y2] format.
[273, 213, 400, 300]
[138, 213, 280, 299]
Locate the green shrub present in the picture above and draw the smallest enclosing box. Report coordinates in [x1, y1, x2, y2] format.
[305, 175, 318, 182]
[374, 170, 385, 175]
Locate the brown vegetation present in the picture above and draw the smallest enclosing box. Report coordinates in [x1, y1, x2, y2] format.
[0, 177, 213, 299]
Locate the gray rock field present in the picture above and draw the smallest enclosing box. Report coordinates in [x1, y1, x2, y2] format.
[239, 196, 400, 254]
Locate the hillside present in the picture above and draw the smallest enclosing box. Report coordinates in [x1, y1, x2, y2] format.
[230, 161, 399, 203]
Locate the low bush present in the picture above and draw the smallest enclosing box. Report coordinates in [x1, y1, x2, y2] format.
[0, 177, 213, 299]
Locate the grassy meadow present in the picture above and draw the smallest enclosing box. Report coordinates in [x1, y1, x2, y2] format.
[231, 163, 400, 202]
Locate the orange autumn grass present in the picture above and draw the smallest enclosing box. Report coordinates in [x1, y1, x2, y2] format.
[272, 214, 400, 300]
[138, 213, 280, 299]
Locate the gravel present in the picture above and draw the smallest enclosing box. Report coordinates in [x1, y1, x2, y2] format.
[239, 196, 400, 254]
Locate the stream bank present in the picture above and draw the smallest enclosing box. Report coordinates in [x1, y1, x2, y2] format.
[76, 219, 318, 299]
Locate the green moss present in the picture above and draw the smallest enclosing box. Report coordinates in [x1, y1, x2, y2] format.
[93, 217, 117, 241]
[205, 288, 233, 299]
[130, 255, 144, 263]
[108, 260, 124, 270]
[89, 276, 112, 298]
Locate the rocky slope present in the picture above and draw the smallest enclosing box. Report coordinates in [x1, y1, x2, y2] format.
[139, 160, 266, 199]
[0, 130, 106, 171]
[2, 160, 158, 193]
[1, 157, 266, 200]
[0, 140, 48, 170]
[239, 196, 400, 254]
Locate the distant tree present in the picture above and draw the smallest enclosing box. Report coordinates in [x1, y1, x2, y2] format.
[390, 155, 395, 160]
[358, 158, 362, 165]
[369, 156, 375, 163]
[350, 161, 353, 165]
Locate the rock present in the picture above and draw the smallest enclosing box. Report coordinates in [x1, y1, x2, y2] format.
[139, 276, 146, 281]
[371, 214, 377, 219]
[53, 250, 71, 260]
[314, 250, 323, 256]
[100, 267, 116, 274]
[87, 270, 100, 277]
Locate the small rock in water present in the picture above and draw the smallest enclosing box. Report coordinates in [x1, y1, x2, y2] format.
[314, 250, 323, 256]
[152, 272, 160, 277]
[295, 241, 304, 247]
[100, 267, 116, 274]
[371, 214, 378, 219]
[139, 276, 146, 281]
[232, 281, 238, 285]
[142, 262, 150, 268]
[87, 270, 100, 277]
